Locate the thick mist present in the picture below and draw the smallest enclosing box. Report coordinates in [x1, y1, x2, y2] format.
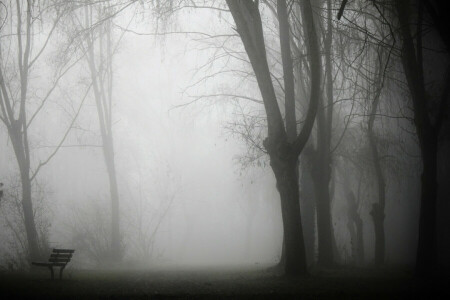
[0, 0, 449, 298]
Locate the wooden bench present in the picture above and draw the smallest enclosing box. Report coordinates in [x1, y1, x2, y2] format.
[32, 248, 75, 280]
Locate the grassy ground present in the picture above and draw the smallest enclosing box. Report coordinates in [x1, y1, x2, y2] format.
[0, 266, 448, 299]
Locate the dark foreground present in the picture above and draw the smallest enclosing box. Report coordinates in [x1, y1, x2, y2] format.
[0, 266, 448, 299]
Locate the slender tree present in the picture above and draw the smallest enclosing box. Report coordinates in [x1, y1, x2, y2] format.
[366, 51, 387, 266]
[310, 0, 336, 267]
[0, 0, 86, 261]
[82, 3, 122, 261]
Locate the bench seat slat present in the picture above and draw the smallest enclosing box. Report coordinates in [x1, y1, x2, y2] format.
[32, 262, 53, 267]
[53, 248, 75, 254]
[50, 253, 72, 259]
[49, 258, 71, 263]
[32, 262, 67, 267]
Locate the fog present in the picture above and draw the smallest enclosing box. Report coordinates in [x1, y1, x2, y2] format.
[0, 0, 449, 297]
[0, 3, 286, 269]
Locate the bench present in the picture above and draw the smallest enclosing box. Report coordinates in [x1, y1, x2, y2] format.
[32, 248, 75, 279]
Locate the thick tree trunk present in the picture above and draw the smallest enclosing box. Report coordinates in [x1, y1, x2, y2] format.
[396, 0, 439, 277]
[270, 155, 308, 276]
[226, 0, 320, 276]
[416, 133, 438, 276]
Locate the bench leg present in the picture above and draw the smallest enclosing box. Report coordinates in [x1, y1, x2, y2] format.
[59, 266, 65, 280]
[48, 266, 54, 280]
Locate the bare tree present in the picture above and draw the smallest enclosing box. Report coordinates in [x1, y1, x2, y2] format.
[81, 2, 123, 261]
[225, 0, 321, 276]
[394, 0, 450, 277]
[0, 0, 88, 261]
[366, 49, 387, 266]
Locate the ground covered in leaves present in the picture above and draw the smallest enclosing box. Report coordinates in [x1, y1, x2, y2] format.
[0, 265, 448, 298]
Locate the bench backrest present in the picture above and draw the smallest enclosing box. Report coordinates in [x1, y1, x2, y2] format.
[48, 249, 75, 264]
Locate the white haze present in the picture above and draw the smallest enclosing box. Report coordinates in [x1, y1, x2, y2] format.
[0, 4, 419, 269]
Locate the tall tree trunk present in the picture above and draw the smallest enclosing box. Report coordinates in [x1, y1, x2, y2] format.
[85, 5, 121, 261]
[104, 136, 121, 260]
[277, 0, 298, 272]
[367, 73, 385, 266]
[12, 0, 40, 262]
[313, 168, 333, 267]
[355, 215, 364, 264]
[299, 157, 316, 265]
[416, 133, 438, 275]
[396, 0, 438, 277]
[341, 162, 364, 265]
[312, 0, 335, 267]
[226, 0, 321, 276]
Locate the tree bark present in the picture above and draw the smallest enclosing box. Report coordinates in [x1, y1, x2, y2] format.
[7, 121, 40, 261]
[396, 0, 438, 277]
[416, 133, 438, 276]
[277, 0, 296, 142]
[367, 64, 385, 266]
[11, 134, 40, 261]
[355, 215, 364, 265]
[299, 157, 316, 265]
[311, 0, 335, 268]
[226, 0, 321, 276]
[270, 155, 307, 275]
[104, 137, 121, 260]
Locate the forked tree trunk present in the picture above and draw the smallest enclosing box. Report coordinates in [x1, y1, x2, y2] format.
[0, 0, 42, 262]
[226, 0, 321, 276]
